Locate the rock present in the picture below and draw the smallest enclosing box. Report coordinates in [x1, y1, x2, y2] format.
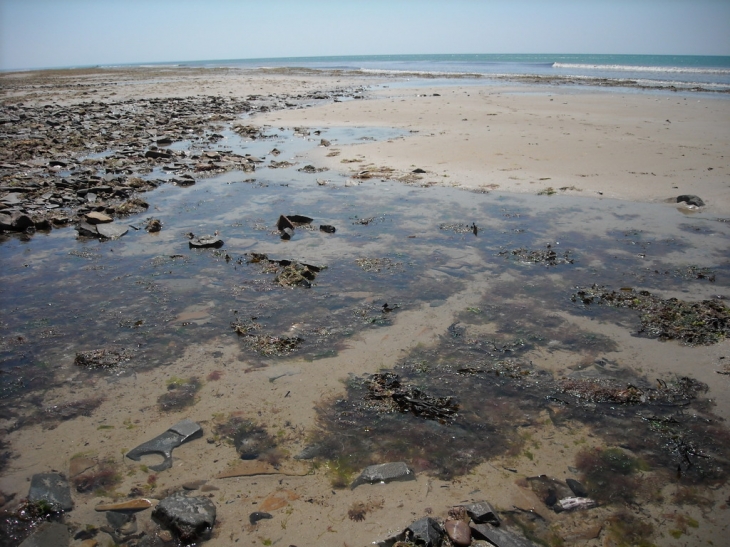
[320, 139, 331, 147]
[677, 195, 705, 207]
[405, 517, 444, 547]
[565, 478, 588, 497]
[94, 498, 153, 511]
[106, 510, 134, 530]
[319, 224, 336, 234]
[188, 235, 223, 248]
[95, 222, 128, 240]
[0, 212, 34, 232]
[249, 511, 273, 525]
[445, 519, 472, 546]
[280, 227, 294, 240]
[76, 221, 100, 238]
[412, 168, 426, 174]
[554, 497, 598, 512]
[18, 522, 70, 547]
[459, 500, 501, 525]
[144, 150, 172, 160]
[126, 419, 202, 471]
[146, 218, 162, 232]
[277, 214, 295, 231]
[471, 523, 539, 547]
[350, 462, 415, 489]
[85, 211, 113, 224]
[152, 492, 216, 543]
[293, 443, 322, 460]
[288, 214, 313, 224]
[28, 472, 73, 511]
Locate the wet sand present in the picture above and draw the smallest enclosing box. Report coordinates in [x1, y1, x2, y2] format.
[1, 67, 730, 547]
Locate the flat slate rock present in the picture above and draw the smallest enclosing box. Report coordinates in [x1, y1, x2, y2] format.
[471, 523, 539, 547]
[126, 419, 202, 472]
[350, 462, 415, 489]
[18, 522, 69, 547]
[28, 472, 73, 511]
[96, 222, 128, 239]
[189, 235, 223, 248]
[152, 492, 216, 543]
[459, 500, 501, 525]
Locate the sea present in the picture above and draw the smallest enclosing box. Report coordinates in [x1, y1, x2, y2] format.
[135, 53, 730, 92]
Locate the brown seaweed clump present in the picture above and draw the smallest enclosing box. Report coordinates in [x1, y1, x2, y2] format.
[72, 460, 121, 494]
[498, 245, 574, 266]
[231, 318, 303, 356]
[575, 447, 646, 504]
[214, 416, 277, 460]
[573, 285, 730, 345]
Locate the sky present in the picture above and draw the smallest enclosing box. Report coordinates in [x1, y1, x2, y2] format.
[0, 0, 729, 70]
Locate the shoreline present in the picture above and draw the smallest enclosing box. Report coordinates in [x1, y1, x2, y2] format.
[2, 67, 730, 547]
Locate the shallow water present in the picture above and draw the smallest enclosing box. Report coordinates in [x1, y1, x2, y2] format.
[2, 123, 730, 545]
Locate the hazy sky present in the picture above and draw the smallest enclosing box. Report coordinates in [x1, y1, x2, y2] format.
[1, 0, 728, 70]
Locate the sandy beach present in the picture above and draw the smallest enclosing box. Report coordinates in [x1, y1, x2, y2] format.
[1, 67, 730, 547]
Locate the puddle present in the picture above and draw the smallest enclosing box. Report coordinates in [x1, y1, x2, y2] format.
[1, 123, 730, 545]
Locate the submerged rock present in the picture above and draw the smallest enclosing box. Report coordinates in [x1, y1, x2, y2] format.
[152, 492, 216, 543]
[351, 462, 415, 489]
[18, 521, 69, 547]
[28, 473, 73, 511]
[188, 235, 223, 248]
[677, 194, 705, 207]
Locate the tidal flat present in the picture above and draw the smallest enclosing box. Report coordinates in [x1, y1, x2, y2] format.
[1, 67, 730, 547]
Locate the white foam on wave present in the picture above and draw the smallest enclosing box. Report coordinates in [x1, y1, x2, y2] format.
[552, 63, 730, 75]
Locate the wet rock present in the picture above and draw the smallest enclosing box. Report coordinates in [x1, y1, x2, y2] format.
[75, 348, 129, 369]
[28, 473, 73, 511]
[188, 235, 223, 248]
[350, 462, 415, 489]
[677, 194, 705, 207]
[126, 419, 202, 472]
[565, 478, 588, 497]
[146, 218, 162, 232]
[553, 497, 598, 513]
[405, 517, 444, 547]
[277, 214, 295, 231]
[280, 227, 294, 240]
[471, 523, 538, 547]
[293, 443, 322, 460]
[319, 224, 336, 234]
[152, 492, 216, 543]
[95, 499, 152, 511]
[459, 500, 501, 525]
[249, 511, 273, 525]
[18, 521, 69, 547]
[106, 510, 134, 530]
[412, 168, 426, 174]
[445, 519, 472, 546]
[95, 222, 128, 240]
[85, 211, 112, 224]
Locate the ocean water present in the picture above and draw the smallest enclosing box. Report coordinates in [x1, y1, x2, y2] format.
[163, 53, 730, 92]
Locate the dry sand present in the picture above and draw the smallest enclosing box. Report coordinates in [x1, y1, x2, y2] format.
[1, 67, 730, 546]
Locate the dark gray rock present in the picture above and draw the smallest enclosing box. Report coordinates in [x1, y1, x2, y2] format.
[319, 224, 336, 234]
[188, 235, 223, 248]
[76, 221, 100, 238]
[126, 419, 202, 471]
[293, 443, 322, 460]
[471, 523, 539, 547]
[405, 517, 444, 547]
[249, 511, 273, 525]
[566, 478, 588, 497]
[152, 492, 216, 543]
[0, 212, 34, 231]
[677, 194, 705, 207]
[18, 522, 69, 547]
[459, 500, 501, 525]
[106, 510, 134, 529]
[351, 462, 415, 489]
[28, 473, 73, 511]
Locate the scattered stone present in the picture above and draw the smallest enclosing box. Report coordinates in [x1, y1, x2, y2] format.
[405, 517, 444, 547]
[294, 443, 323, 460]
[85, 211, 112, 224]
[152, 492, 216, 544]
[249, 511, 273, 525]
[146, 218, 162, 232]
[18, 521, 70, 547]
[445, 519, 471, 546]
[188, 235, 223, 248]
[350, 462, 415, 489]
[94, 499, 153, 512]
[319, 224, 336, 233]
[126, 419, 202, 472]
[459, 500, 501, 525]
[553, 497, 598, 513]
[677, 194, 705, 207]
[471, 523, 539, 547]
[28, 473, 73, 511]
[565, 478, 588, 497]
[320, 139, 331, 147]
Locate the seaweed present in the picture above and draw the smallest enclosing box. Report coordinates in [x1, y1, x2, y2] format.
[573, 285, 730, 345]
[214, 415, 277, 460]
[157, 376, 201, 412]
